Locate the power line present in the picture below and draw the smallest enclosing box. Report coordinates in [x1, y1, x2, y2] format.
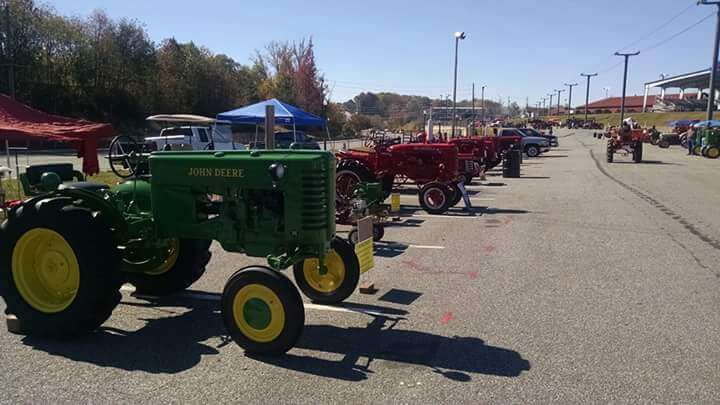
[617, 2, 696, 52]
[640, 12, 714, 53]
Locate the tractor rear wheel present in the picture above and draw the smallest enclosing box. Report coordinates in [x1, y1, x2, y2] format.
[125, 239, 212, 296]
[658, 139, 670, 149]
[0, 199, 122, 337]
[633, 142, 643, 163]
[293, 237, 360, 304]
[336, 160, 375, 204]
[449, 183, 463, 207]
[606, 140, 614, 163]
[419, 182, 452, 214]
[706, 146, 720, 159]
[222, 266, 304, 355]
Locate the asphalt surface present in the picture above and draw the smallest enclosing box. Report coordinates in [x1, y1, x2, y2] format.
[1, 129, 719, 403]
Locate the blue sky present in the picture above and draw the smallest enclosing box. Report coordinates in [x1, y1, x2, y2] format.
[50, 0, 717, 106]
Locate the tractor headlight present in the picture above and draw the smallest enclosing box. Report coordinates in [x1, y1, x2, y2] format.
[268, 163, 285, 181]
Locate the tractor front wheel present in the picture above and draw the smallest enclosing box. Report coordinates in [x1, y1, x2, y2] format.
[633, 142, 643, 163]
[0, 200, 122, 337]
[606, 140, 614, 163]
[418, 182, 452, 214]
[293, 237, 360, 304]
[706, 146, 720, 159]
[222, 266, 304, 355]
[693, 145, 703, 156]
[125, 239, 212, 296]
[658, 139, 670, 149]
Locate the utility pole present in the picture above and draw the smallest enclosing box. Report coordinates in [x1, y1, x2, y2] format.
[615, 51, 640, 126]
[555, 89, 565, 115]
[699, 0, 720, 121]
[471, 82, 475, 125]
[564, 83, 578, 117]
[451, 31, 466, 138]
[480, 85, 486, 125]
[581, 73, 598, 122]
[547, 93, 554, 116]
[541, 98, 546, 116]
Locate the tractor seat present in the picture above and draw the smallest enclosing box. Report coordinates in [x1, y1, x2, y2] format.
[58, 181, 109, 192]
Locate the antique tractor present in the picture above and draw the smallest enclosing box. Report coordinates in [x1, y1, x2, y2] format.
[448, 137, 502, 181]
[336, 140, 461, 215]
[0, 137, 363, 355]
[695, 127, 720, 159]
[605, 126, 644, 163]
[336, 182, 389, 245]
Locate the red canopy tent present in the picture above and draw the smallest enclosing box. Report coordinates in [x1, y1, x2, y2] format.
[0, 94, 114, 175]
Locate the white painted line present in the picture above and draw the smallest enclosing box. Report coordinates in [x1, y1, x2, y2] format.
[408, 244, 445, 249]
[121, 285, 396, 317]
[411, 214, 480, 220]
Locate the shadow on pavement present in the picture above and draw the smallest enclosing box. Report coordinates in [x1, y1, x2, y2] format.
[538, 155, 569, 158]
[254, 315, 531, 382]
[22, 297, 224, 374]
[612, 160, 679, 165]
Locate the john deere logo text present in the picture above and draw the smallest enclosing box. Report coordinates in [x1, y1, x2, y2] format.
[187, 167, 244, 177]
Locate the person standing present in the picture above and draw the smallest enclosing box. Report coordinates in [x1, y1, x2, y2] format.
[687, 127, 697, 155]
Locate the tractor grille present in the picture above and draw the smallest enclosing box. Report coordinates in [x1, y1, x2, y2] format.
[301, 172, 329, 230]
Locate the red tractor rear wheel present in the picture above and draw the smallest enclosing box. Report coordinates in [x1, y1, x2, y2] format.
[606, 140, 614, 163]
[336, 160, 375, 204]
[418, 182, 452, 214]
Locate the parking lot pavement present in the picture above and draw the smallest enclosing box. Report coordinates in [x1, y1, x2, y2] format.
[2, 129, 719, 403]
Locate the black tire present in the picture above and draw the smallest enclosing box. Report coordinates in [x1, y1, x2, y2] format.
[0, 198, 122, 337]
[658, 140, 670, 149]
[347, 228, 358, 246]
[221, 266, 304, 355]
[525, 145, 540, 157]
[680, 135, 688, 148]
[293, 237, 360, 304]
[418, 182, 452, 214]
[633, 142, 643, 163]
[701, 146, 709, 157]
[449, 183, 463, 207]
[606, 140, 614, 163]
[373, 224, 385, 242]
[706, 146, 720, 159]
[125, 239, 212, 296]
[336, 160, 374, 203]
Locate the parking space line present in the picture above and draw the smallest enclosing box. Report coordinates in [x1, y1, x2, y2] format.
[120, 285, 398, 317]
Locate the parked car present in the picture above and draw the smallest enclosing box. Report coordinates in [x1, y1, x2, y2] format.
[518, 127, 558, 147]
[249, 131, 321, 150]
[145, 114, 243, 151]
[496, 128, 550, 157]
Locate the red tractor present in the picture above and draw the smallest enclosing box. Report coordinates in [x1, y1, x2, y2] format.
[448, 137, 504, 182]
[605, 126, 644, 163]
[336, 141, 461, 214]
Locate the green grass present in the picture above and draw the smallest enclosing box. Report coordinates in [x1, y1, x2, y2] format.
[548, 111, 708, 131]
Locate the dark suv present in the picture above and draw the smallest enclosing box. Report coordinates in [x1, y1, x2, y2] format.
[519, 128, 558, 147]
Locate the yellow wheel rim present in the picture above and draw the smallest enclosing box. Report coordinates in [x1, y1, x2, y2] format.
[302, 250, 346, 293]
[232, 284, 285, 343]
[145, 239, 180, 276]
[11, 228, 80, 313]
[708, 147, 720, 159]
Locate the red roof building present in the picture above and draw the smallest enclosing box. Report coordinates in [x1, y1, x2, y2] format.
[577, 94, 682, 113]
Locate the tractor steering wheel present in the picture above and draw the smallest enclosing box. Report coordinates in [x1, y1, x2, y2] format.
[108, 135, 144, 179]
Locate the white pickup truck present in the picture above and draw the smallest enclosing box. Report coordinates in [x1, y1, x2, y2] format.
[145, 115, 244, 151]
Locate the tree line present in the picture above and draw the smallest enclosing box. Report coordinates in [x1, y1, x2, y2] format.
[0, 0, 328, 134]
[0, 0, 509, 138]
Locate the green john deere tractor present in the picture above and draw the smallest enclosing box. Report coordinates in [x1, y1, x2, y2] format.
[696, 127, 720, 159]
[0, 136, 363, 354]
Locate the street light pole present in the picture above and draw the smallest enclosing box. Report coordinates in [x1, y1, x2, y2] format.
[564, 83, 578, 117]
[548, 93, 554, 116]
[615, 51, 640, 126]
[699, 0, 720, 121]
[451, 31, 466, 138]
[555, 89, 565, 115]
[480, 85, 486, 125]
[581, 73, 598, 122]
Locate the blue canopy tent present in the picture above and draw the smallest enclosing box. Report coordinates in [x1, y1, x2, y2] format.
[217, 99, 326, 145]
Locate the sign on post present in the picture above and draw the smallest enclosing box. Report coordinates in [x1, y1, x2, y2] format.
[354, 216, 374, 273]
